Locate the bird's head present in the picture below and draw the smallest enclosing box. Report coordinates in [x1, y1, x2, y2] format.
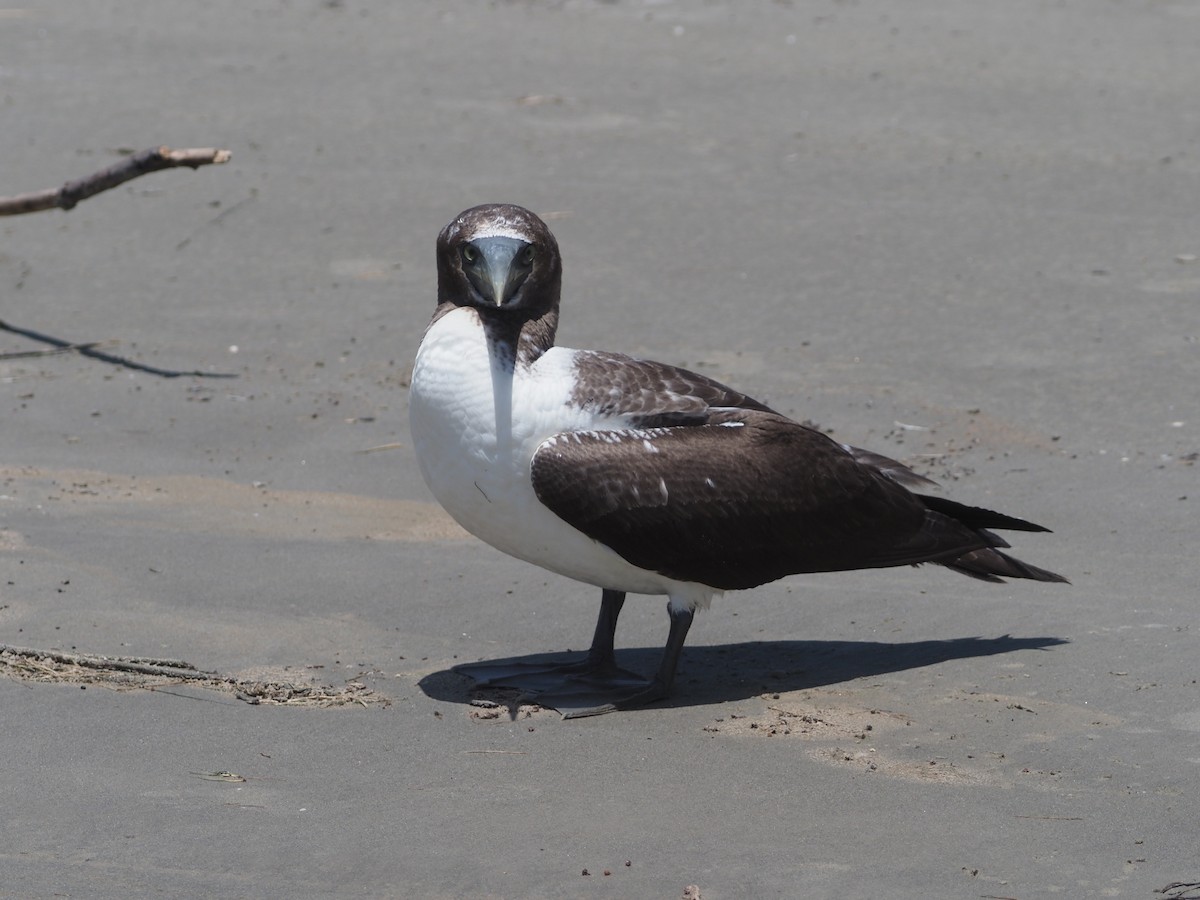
[436, 204, 562, 315]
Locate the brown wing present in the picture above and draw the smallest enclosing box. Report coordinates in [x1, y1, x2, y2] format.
[531, 410, 991, 591]
[569, 351, 936, 487]
[568, 351, 777, 426]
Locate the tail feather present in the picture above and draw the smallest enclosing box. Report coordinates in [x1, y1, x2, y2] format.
[943, 547, 1070, 584]
[918, 494, 1052, 534]
[916, 495, 1068, 584]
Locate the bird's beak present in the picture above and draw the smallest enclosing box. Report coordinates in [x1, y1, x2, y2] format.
[464, 236, 531, 307]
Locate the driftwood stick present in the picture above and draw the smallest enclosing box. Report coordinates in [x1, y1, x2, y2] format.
[0, 146, 231, 216]
[0, 145, 237, 378]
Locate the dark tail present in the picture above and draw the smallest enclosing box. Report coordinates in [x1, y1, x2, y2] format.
[943, 547, 1069, 584]
[918, 495, 1069, 585]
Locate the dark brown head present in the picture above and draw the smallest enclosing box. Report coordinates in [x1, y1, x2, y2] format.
[436, 204, 562, 317]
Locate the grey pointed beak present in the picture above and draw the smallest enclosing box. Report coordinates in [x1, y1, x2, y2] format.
[463, 236, 532, 307]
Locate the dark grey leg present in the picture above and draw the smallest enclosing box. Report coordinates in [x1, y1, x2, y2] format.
[651, 601, 695, 693]
[600, 600, 694, 715]
[453, 591, 694, 718]
[585, 589, 626, 667]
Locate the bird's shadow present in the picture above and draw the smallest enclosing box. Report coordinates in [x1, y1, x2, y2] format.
[418, 634, 1068, 714]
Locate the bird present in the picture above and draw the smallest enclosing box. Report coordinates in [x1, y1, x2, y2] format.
[408, 203, 1067, 718]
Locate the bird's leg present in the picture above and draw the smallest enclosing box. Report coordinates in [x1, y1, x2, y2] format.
[652, 600, 695, 694]
[544, 597, 696, 717]
[507, 589, 631, 678]
[453, 589, 694, 717]
[582, 588, 625, 669]
[600, 599, 695, 714]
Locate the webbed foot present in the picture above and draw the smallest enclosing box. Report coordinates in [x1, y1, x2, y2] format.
[454, 653, 666, 718]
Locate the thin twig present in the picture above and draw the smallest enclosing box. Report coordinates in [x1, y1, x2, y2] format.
[0, 318, 238, 379]
[461, 750, 529, 755]
[174, 192, 256, 251]
[0, 146, 231, 216]
[0, 146, 237, 378]
[358, 442, 406, 453]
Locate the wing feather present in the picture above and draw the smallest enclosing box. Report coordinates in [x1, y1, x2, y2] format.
[531, 411, 987, 591]
[569, 351, 776, 426]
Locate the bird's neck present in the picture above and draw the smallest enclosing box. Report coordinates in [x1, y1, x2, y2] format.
[473, 307, 556, 459]
[427, 301, 559, 370]
[477, 305, 559, 371]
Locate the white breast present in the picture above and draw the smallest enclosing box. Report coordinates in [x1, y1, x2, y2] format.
[409, 307, 688, 597]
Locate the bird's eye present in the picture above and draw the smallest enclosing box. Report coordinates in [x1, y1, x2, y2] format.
[518, 245, 536, 266]
[461, 245, 478, 264]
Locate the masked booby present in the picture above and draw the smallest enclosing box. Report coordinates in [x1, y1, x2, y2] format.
[408, 203, 1067, 718]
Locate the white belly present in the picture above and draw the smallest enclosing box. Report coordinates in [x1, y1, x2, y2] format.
[408, 308, 683, 597]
